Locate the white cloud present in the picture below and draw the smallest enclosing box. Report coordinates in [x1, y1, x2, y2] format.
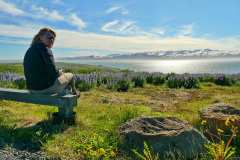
[0, 1, 86, 30]
[68, 13, 86, 30]
[151, 28, 166, 36]
[121, 10, 129, 15]
[31, 5, 64, 21]
[0, 0, 25, 16]
[48, 30, 240, 52]
[178, 24, 194, 36]
[106, 6, 128, 15]
[52, 0, 64, 5]
[0, 38, 29, 45]
[106, 6, 121, 14]
[0, 24, 36, 38]
[0, 24, 240, 54]
[30, 6, 86, 30]
[101, 20, 137, 34]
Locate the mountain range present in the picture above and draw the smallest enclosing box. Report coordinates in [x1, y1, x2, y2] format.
[58, 49, 240, 60]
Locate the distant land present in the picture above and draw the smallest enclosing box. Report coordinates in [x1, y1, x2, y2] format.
[57, 49, 240, 60]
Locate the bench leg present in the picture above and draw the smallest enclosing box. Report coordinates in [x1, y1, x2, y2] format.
[52, 106, 75, 125]
[54, 98, 77, 124]
[58, 105, 74, 118]
[58, 97, 75, 118]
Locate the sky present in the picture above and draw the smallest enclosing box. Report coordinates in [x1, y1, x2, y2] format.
[0, 0, 240, 60]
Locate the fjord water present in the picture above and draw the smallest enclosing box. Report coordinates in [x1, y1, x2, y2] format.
[60, 57, 240, 74]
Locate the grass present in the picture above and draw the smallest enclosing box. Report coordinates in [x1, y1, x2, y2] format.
[0, 62, 122, 75]
[0, 63, 24, 75]
[1, 63, 240, 159]
[1, 83, 240, 159]
[44, 94, 151, 159]
[56, 62, 123, 74]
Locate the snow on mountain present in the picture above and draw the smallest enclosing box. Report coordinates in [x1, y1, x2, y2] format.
[58, 49, 240, 60]
[107, 49, 240, 59]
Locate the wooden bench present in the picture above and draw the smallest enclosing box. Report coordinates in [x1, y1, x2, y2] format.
[0, 87, 77, 121]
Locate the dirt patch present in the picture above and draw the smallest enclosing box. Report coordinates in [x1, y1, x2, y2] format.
[145, 90, 206, 112]
[83, 88, 210, 113]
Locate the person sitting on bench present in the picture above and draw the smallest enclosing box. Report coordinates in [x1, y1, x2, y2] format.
[23, 28, 80, 97]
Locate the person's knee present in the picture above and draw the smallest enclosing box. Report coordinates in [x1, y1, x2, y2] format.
[63, 73, 74, 81]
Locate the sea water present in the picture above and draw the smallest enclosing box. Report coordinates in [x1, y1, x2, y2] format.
[59, 57, 240, 74]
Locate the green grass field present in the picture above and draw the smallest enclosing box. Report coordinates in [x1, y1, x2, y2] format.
[0, 63, 240, 159]
[0, 62, 122, 75]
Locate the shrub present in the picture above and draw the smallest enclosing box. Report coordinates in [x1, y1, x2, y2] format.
[167, 76, 183, 88]
[75, 80, 94, 91]
[183, 77, 200, 89]
[146, 75, 154, 84]
[167, 76, 199, 89]
[101, 77, 116, 89]
[152, 76, 165, 85]
[203, 117, 238, 160]
[133, 142, 160, 160]
[116, 80, 130, 92]
[132, 77, 145, 87]
[165, 72, 176, 80]
[214, 75, 236, 86]
[101, 77, 110, 85]
[96, 78, 103, 87]
[13, 78, 26, 89]
[101, 77, 115, 87]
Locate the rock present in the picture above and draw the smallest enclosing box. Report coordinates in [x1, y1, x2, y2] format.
[199, 103, 240, 136]
[119, 117, 208, 159]
[200, 103, 240, 127]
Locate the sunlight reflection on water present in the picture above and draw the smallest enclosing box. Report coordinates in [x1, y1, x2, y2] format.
[60, 58, 240, 74]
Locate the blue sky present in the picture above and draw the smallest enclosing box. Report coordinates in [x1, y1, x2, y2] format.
[0, 0, 239, 59]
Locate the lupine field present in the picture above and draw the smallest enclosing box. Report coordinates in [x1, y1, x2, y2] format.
[0, 70, 239, 91]
[0, 63, 240, 159]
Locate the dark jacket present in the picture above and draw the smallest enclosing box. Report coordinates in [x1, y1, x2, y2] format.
[23, 42, 59, 90]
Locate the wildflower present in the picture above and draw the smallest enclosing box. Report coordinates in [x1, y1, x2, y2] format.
[225, 118, 230, 126]
[217, 128, 224, 134]
[201, 120, 207, 125]
[230, 117, 236, 123]
[98, 148, 106, 156]
[110, 151, 116, 157]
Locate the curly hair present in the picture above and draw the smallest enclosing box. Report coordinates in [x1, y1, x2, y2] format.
[31, 28, 56, 46]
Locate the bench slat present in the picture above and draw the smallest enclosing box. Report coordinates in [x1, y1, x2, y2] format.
[0, 87, 77, 107]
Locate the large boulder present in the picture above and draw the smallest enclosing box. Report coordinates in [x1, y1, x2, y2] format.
[119, 117, 208, 159]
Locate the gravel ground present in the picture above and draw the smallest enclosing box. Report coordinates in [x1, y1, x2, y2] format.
[0, 147, 58, 160]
